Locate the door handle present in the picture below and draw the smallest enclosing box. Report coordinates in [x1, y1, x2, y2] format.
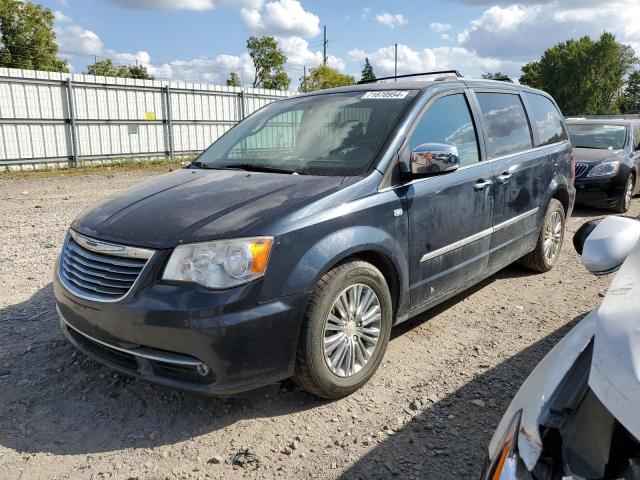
[473, 179, 493, 191]
[495, 172, 512, 184]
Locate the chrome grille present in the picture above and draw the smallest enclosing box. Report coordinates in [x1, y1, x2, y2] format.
[575, 163, 590, 178]
[59, 231, 154, 302]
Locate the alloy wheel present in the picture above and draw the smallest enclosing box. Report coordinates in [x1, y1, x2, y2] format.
[323, 284, 381, 377]
[624, 177, 633, 211]
[543, 211, 563, 263]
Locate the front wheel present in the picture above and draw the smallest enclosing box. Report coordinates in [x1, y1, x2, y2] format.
[293, 261, 393, 399]
[520, 199, 565, 273]
[613, 173, 634, 214]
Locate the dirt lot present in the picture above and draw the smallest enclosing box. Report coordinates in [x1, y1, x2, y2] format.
[0, 168, 638, 480]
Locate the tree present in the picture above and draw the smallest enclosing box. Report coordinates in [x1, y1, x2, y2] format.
[227, 72, 241, 87]
[0, 0, 67, 71]
[481, 72, 512, 82]
[519, 62, 543, 90]
[519, 32, 637, 115]
[127, 64, 153, 80]
[360, 57, 376, 82]
[246, 36, 290, 90]
[299, 64, 355, 93]
[86, 59, 118, 77]
[85, 59, 153, 79]
[619, 70, 640, 113]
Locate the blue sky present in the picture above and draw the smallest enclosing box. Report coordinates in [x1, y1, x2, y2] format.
[40, 0, 640, 88]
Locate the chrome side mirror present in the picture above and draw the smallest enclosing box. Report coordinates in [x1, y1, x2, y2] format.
[410, 143, 460, 176]
[576, 216, 640, 275]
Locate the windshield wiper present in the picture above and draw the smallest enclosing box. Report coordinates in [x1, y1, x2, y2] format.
[221, 163, 303, 175]
[188, 160, 215, 169]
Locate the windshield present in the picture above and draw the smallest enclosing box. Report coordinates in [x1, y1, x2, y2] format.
[568, 124, 627, 150]
[193, 90, 418, 176]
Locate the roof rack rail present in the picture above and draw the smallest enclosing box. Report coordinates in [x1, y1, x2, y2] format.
[357, 70, 463, 85]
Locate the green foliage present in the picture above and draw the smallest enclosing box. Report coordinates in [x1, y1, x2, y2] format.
[246, 36, 290, 90]
[519, 32, 638, 115]
[618, 70, 640, 113]
[481, 72, 512, 82]
[519, 62, 543, 90]
[127, 64, 153, 79]
[86, 59, 153, 79]
[0, 0, 68, 71]
[299, 64, 355, 93]
[360, 57, 376, 82]
[227, 72, 241, 87]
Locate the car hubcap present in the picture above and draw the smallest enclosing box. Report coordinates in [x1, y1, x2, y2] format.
[323, 284, 381, 377]
[543, 211, 563, 263]
[625, 179, 633, 210]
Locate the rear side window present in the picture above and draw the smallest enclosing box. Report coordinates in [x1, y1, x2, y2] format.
[408, 93, 480, 167]
[634, 124, 640, 150]
[476, 92, 533, 158]
[524, 93, 568, 146]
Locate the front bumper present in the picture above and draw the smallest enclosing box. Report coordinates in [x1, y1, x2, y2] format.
[574, 173, 627, 208]
[54, 272, 309, 395]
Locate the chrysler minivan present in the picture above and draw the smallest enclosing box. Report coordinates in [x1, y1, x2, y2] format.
[54, 73, 576, 399]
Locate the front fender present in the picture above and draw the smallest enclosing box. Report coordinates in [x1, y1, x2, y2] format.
[262, 225, 409, 318]
[287, 226, 406, 294]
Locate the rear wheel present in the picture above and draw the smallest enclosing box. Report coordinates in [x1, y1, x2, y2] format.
[520, 199, 565, 273]
[613, 174, 634, 214]
[293, 261, 392, 399]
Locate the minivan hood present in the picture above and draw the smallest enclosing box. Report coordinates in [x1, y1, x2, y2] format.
[573, 147, 625, 164]
[72, 168, 345, 249]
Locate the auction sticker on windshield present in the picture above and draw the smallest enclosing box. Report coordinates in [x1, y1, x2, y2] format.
[362, 91, 409, 99]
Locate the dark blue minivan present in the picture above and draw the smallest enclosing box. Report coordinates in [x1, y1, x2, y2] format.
[54, 73, 576, 399]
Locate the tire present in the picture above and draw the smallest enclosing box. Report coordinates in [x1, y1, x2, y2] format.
[520, 199, 566, 273]
[293, 260, 393, 399]
[613, 173, 634, 214]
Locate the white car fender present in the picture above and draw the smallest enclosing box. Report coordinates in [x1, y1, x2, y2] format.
[488, 312, 597, 470]
[589, 235, 640, 441]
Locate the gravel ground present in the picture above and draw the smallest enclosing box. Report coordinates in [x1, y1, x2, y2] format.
[0, 168, 638, 480]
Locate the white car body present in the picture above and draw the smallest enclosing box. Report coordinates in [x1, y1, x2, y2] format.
[487, 216, 640, 478]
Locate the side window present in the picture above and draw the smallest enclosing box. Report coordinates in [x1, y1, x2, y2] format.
[476, 92, 533, 158]
[524, 93, 568, 146]
[634, 125, 640, 151]
[408, 93, 480, 167]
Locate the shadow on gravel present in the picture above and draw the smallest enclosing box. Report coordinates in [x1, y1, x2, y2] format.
[344, 313, 586, 479]
[0, 284, 324, 456]
[0, 268, 584, 469]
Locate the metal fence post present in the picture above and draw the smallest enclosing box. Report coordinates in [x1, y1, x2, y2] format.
[163, 85, 174, 159]
[239, 88, 246, 120]
[65, 79, 79, 167]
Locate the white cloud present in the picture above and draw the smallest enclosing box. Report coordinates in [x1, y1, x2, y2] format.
[361, 7, 370, 18]
[459, 1, 640, 61]
[348, 44, 522, 79]
[430, 22, 452, 32]
[55, 15, 103, 56]
[145, 54, 255, 84]
[440, 33, 451, 41]
[106, 0, 262, 10]
[53, 10, 72, 23]
[278, 36, 345, 71]
[241, 0, 320, 38]
[375, 12, 408, 29]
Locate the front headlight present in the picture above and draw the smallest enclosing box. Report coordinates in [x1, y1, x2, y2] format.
[484, 410, 523, 480]
[162, 237, 273, 288]
[587, 161, 619, 177]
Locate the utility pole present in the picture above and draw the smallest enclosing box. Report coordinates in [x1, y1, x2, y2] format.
[394, 43, 398, 81]
[323, 26, 328, 65]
